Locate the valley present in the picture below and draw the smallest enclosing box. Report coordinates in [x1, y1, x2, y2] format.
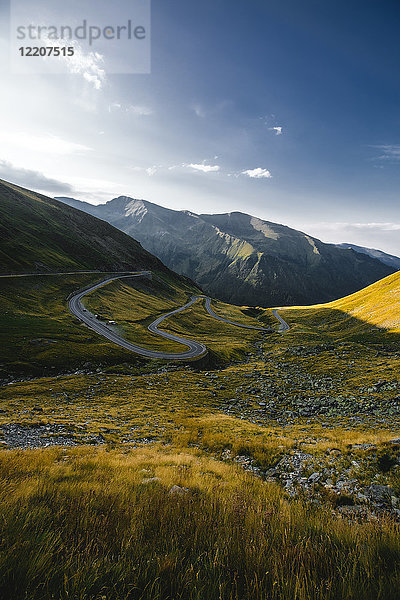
[0, 179, 400, 599]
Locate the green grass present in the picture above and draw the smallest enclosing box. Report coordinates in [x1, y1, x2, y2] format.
[0, 178, 166, 274]
[83, 276, 195, 353]
[0, 446, 400, 600]
[0, 271, 264, 378]
[161, 299, 262, 361]
[0, 274, 151, 379]
[83, 277, 264, 361]
[272, 271, 400, 349]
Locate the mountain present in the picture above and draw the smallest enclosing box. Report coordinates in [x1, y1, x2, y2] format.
[0, 180, 183, 279]
[56, 195, 395, 307]
[336, 243, 400, 270]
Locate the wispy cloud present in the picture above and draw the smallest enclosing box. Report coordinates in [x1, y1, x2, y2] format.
[191, 100, 232, 119]
[0, 160, 74, 194]
[370, 144, 400, 161]
[241, 167, 272, 179]
[187, 163, 220, 173]
[300, 221, 400, 256]
[65, 46, 105, 90]
[41, 36, 106, 90]
[0, 132, 91, 155]
[130, 161, 273, 179]
[344, 222, 400, 231]
[146, 166, 158, 176]
[109, 103, 153, 116]
[130, 164, 162, 176]
[192, 104, 206, 118]
[269, 126, 283, 135]
[314, 221, 400, 231]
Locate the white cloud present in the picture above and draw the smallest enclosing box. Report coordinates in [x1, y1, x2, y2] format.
[0, 131, 91, 155]
[269, 126, 283, 135]
[109, 103, 153, 116]
[242, 167, 272, 179]
[315, 221, 400, 232]
[130, 165, 161, 176]
[192, 104, 206, 118]
[65, 46, 105, 90]
[146, 166, 158, 176]
[40, 35, 106, 90]
[133, 161, 221, 175]
[370, 145, 400, 161]
[191, 100, 232, 118]
[128, 105, 153, 116]
[299, 221, 400, 256]
[0, 159, 74, 194]
[187, 163, 220, 173]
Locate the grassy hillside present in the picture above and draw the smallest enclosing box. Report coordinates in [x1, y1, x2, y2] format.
[327, 270, 400, 332]
[0, 268, 400, 597]
[0, 179, 173, 275]
[267, 271, 400, 349]
[83, 277, 263, 361]
[0, 271, 264, 379]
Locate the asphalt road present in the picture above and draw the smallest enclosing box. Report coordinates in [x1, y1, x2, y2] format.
[202, 296, 272, 331]
[69, 273, 207, 361]
[69, 277, 290, 361]
[3, 270, 290, 360]
[271, 309, 290, 332]
[0, 270, 133, 278]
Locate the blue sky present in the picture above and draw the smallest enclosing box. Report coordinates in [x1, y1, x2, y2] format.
[1, 0, 400, 254]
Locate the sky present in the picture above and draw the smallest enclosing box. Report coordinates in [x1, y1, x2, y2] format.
[1, 0, 400, 255]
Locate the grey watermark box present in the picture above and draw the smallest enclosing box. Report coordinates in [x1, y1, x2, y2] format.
[10, 0, 151, 76]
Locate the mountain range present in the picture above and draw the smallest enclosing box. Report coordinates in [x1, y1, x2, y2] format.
[56, 195, 396, 306]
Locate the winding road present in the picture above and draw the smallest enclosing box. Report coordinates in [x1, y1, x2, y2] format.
[1, 270, 289, 360]
[272, 309, 290, 332]
[68, 273, 289, 361]
[203, 297, 271, 331]
[68, 272, 207, 361]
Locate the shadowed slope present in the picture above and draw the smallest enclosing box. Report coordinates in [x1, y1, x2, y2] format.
[0, 180, 177, 277]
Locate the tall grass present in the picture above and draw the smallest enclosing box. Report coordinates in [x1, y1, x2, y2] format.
[0, 446, 399, 600]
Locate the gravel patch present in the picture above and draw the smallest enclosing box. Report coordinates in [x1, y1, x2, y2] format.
[0, 424, 104, 449]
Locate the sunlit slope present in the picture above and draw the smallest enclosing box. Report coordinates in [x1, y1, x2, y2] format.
[275, 271, 400, 345]
[325, 270, 400, 332]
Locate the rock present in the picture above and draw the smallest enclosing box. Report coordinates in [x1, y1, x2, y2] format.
[338, 506, 366, 518]
[352, 443, 376, 450]
[169, 485, 189, 496]
[0, 423, 79, 449]
[308, 472, 321, 484]
[356, 492, 368, 504]
[363, 485, 396, 506]
[142, 477, 161, 484]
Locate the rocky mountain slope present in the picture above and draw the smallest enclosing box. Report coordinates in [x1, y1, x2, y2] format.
[56, 195, 395, 306]
[0, 180, 183, 280]
[337, 243, 400, 270]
